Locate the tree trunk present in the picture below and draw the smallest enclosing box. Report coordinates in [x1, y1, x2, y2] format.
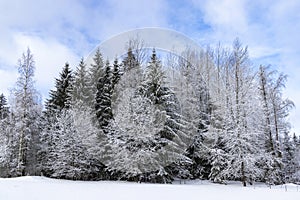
[273, 102, 279, 142]
[241, 161, 246, 187]
[259, 66, 274, 152]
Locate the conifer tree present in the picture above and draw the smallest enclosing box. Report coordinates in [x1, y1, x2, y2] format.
[45, 63, 73, 113]
[95, 60, 113, 130]
[141, 49, 190, 178]
[282, 132, 298, 183]
[141, 50, 182, 140]
[41, 108, 100, 180]
[72, 58, 91, 107]
[142, 49, 165, 104]
[89, 48, 105, 108]
[111, 58, 122, 90]
[0, 93, 8, 119]
[167, 49, 212, 179]
[209, 149, 227, 183]
[0, 93, 12, 176]
[106, 93, 167, 181]
[0, 112, 18, 177]
[122, 47, 139, 72]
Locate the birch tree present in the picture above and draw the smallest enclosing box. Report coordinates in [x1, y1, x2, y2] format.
[11, 48, 42, 176]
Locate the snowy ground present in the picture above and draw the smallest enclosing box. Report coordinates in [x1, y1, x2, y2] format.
[0, 176, 299, 200]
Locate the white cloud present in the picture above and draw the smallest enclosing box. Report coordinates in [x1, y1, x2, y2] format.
[0, 0, 299, 134]
[85, 0, 169, 40]
[0, 70, 18, 98]
[202, 0, 247, 33]
[13, 33, 79, 99]
[0, 0, 169, 101]
[0, 32, 79, 101]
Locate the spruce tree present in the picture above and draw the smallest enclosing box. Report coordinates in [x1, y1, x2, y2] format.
[72, 58, 91, 108]
[142, 49, 166, 104]
[142, 50, 186, 143]
[140, 49, 190, 179]
[95, 60, 113, 130]
[209, 149, 227, 183]
[122, 47, 139, 72]
[41, 108, 100, 180]
[88, 48, 105, 108]
[45, 63, 73, 113]
[106, 93, 167, 181]
[282, 132, 298, 183]
[167, 49, 212, 180]
[0, 93, 12, 176]
[111, 58, 122, 90]
[42, 63, 74, 173]
[0, 93, 8, 119]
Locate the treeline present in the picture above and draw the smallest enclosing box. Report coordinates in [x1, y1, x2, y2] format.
[0, 39, 299, 186]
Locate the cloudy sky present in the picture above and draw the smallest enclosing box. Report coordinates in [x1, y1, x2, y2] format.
[0, 0, 299, 134]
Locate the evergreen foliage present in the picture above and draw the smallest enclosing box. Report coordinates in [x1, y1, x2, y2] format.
[0, 93, 8, 119]
[95, 60, 113, 130]
[45, 63, 73, 113]
[122, 47, 139, 72]
[88, 48, 105, 108]
[72, 58, 91, 107]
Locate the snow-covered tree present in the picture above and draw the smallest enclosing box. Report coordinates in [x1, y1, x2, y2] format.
[0, 113, 19, 177]
[1, 38, 292, 184]
[141, 49, 166, 103]
[88, 48, 105, 108]
[258, 65, 294, 184]
[0, 93, 9, 119]
[40, 107, 101, 180]
[141, 50, 187, 144]
[105, 93, 167, 181]
[103, 50, 189, 182]
[125, 36, 147, 66]
[207, 39, 261, 186]
[166, 48, 213, 179]
[111, 58, 122, 90]
[258, 65, 275, 153]
[208, 149, 227, 184]
[95, 60, 113, 130]
[269, 72, 294, 152]
[282, 132, 298, 182]
[293, 134, 300, 183]
[45, 63, 73, 113]
[72, 58, 92, 108]
[10, 48, 42, 176]
[122, 47, 139, 72]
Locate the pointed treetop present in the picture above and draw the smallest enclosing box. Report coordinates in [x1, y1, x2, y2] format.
[45, 62, 73, 112]
[0, 93, 8, 119]
[92, 48, 104, 66]
[123, 47, 139, 71]
[151, 48, 157, 61]
[0, 93, 7, 107]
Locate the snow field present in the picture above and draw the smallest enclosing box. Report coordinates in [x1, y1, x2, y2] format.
[0, 176, 299, 200]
